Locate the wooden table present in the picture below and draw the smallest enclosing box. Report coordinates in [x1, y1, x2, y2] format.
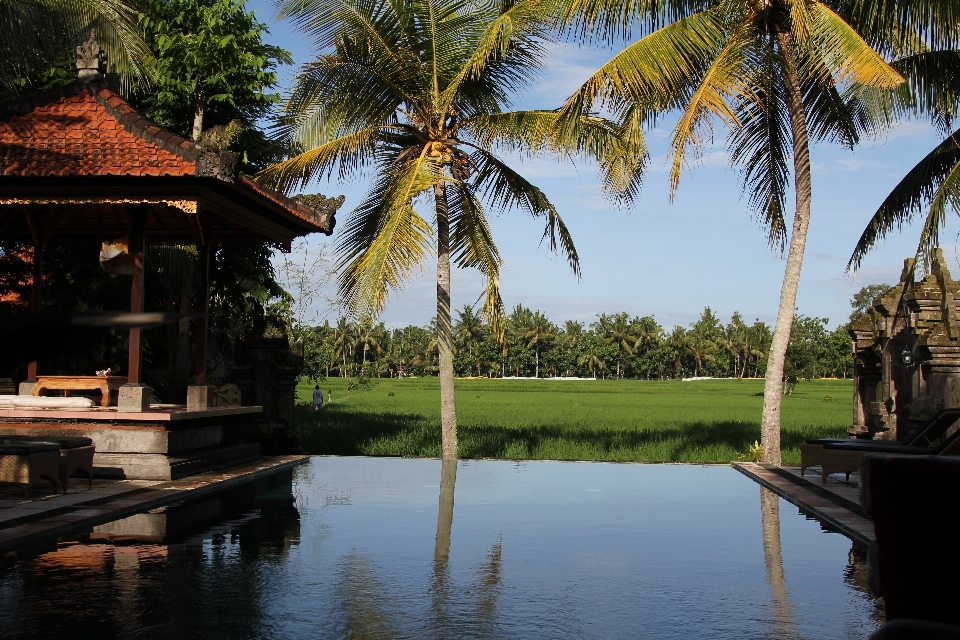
[33, 376, 128, 408]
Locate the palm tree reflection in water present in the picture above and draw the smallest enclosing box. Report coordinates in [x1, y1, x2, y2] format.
[760, 488, 796, 638]
[431, 458, 503, 638]
[332, 459, 502, 638]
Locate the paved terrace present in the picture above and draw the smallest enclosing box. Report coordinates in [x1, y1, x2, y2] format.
[734, 462, 874, 547]
[0, 455, 307, 553]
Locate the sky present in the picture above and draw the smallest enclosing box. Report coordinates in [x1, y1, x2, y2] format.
[250, 0, 957, 331]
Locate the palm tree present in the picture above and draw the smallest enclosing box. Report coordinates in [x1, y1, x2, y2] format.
[595, 312, 635, 378]
[688, 307, 722, 377]
[2, 0, 150, 95]
[354, 316, 383, 371]
[523, 311, 557, 378]
[454, 305, 485, 376]
[331, 316, 352, 377]
[261, 0, 645, 459]
[664, 326, 693, 378]
[557, 0, 903, 463]
[578, 341, 606, 379]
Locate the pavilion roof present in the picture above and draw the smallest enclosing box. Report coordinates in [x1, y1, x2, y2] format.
[0, 81, 339, 247]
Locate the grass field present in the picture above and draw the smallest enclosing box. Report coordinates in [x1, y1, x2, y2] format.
[293, 377, 851, 464]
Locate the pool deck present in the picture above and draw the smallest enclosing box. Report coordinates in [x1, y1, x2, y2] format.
[0, 455, 308, 554]
[733, 462, 874, 547]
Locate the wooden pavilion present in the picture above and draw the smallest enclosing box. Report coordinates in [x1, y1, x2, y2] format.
[0, 33, 339, 479]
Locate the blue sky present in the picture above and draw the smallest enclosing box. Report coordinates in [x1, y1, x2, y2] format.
[250, 0, 956, 330]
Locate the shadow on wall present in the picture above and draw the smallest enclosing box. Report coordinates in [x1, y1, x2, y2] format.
[294, 407, 843, 460]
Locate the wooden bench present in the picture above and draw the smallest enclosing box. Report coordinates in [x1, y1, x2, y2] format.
[33, 376, 128, 408]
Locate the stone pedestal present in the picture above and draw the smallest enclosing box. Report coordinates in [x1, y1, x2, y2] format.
[18, 380, 36, 396]
[118, 383, 150, 412]
[187, 384, 216, 410]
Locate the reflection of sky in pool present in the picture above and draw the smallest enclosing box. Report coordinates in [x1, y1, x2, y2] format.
[0, 457, 883, 639]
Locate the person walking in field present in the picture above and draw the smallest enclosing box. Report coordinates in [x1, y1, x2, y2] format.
[312, 385, 324, 411]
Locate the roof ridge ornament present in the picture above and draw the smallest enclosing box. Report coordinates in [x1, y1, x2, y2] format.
[76, 30, 105, 83]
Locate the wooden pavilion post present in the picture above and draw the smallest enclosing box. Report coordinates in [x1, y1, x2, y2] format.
[117, 205, 151, 412]
[126, 206, 146, 384]
[195, 242, 210, 384]
[185, 217, 215, 410]
[20, 212, 45, 393]
[25, 239, 43, 382]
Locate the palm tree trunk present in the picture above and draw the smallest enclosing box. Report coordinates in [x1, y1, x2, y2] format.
[535, 348, 539, 378]
[761, 31, 812, 466]
[435, 182, 458, 459]
[760, 488, 793, 634]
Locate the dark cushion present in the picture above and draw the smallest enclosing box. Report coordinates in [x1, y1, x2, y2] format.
[806, 438, 860, 445]
[0, 441, 61, 455]
[823, 441, 936, 455]
[0, 435, 93, 449]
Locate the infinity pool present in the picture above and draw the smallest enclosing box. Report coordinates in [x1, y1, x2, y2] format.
[0, 457, 882, 639]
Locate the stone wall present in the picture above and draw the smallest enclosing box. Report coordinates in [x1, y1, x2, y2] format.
[232, 337, 303, 454]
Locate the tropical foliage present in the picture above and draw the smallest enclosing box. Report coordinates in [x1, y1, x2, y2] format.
[138, 0, 291, 140]
[261, 0, 646, 458]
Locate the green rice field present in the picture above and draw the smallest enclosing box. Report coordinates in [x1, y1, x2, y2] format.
[294, 377, 852, 464]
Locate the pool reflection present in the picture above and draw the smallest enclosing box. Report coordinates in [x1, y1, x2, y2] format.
[0, 470, 300, 639]
[0, 459, 883, 639]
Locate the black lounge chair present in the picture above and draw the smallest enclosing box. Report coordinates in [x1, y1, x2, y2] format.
[800, 408, 960, 480]
[807, 428, 960, 484]
[0, 436, 95, 492]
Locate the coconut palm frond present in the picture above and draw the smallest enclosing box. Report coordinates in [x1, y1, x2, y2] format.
[892, 50, 960, 121]
[841, 0, 960, 54]
[667, 20, 756, 197]
[809, 2, 904, 89]
[728, 38, 790, 250]
[257, 125, 381, 193]
[915, 159, 960, 267]
[446, 182, 505, 336]
[336, 153, 443, 315]
[469, 109, 648, 207]
[274, 0, 404, 58]
[848, 130, 960, 271]
[439, 0, 552, 111]
[556, 8, 725, 126]
[467, 147, 579, 275]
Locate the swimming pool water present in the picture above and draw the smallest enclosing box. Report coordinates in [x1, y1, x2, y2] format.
[0, 457, 883, 639]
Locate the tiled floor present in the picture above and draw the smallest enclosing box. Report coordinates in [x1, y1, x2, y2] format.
[733, 462, 875, 546]
[0, 456, 307, 553]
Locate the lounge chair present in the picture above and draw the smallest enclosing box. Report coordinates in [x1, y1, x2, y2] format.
[808, 428, 960, 484]
[0, 436, 94, 492]
[800, 408, 960, 480]
[0, 441, 60, 497]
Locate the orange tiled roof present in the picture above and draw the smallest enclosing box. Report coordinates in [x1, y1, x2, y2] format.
[0, 83, 196, 177]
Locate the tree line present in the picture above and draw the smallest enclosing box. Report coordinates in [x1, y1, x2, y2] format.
[299, 305, 853, 387]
